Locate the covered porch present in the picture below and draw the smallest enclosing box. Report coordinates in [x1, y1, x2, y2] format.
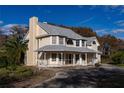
[35, 45, 101, 67]
[37, 51, 98, 67]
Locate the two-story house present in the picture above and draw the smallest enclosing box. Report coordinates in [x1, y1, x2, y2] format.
[25, 17, 101, 67]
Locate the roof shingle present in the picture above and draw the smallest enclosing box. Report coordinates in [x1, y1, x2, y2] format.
[35, 45, 101, 54]
[38, 22, 87, 40]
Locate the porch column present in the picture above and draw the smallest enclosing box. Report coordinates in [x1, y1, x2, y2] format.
[85, 53, 87, 65]
[64, 53, 66, 65]
[79, 53, 82, 65]
[61, 53, 63, 65]
[73, 54, 75, 66]
[37, 52, 40, 66]
[37, 52, 42, 69]
[44, 52, 47, 65]
[50, 52, 52, 64]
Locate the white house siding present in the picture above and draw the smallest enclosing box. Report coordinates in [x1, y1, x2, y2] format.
[96, 54, 101, 63]
[87, 39, 101, 64]
[87, 53, 94, 65]
[39, 37, 51, 48]
[36, 25, 48, 37]
[87, 44, 100, 63]
[87, 45, 98, 52]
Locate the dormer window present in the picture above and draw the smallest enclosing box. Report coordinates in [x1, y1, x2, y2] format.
[93, 41, 96, 44]
[76, 40, 80, 46]
[59, 37, 63, 44]
[67, 39, 73, 45]
[52, 36, 56, 44]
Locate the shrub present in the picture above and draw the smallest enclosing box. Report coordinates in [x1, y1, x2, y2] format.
[101, 55, 111, 64]
[0, 66, 33, 85]
[14, 66, 33, 80]
[0, 57, 8, 68]
[0, 68, 10, 77]
[0, 68, 11, 85]
[111, 51, 124, 64]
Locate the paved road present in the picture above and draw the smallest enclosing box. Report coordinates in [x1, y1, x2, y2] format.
[35, 64, 124, 88]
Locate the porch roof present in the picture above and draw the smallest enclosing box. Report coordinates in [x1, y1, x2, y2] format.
[35, 45, 102, 54]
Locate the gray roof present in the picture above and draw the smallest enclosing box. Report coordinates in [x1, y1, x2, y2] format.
[86, 37, 96, 45]
[38, 22, 87, 40]
[35, 45, 101, 53]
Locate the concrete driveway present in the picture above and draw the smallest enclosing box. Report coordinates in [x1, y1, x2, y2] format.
[34, 64, 124, 88]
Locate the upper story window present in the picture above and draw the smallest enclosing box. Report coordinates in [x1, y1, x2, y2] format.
[59, 37, 64, 45]
[76, 40, 80, 46]
[52, 36, 56, 44]
[82, 40, 85, 46]
[67, 39, 73, 45]
[93, 41, 96, 44]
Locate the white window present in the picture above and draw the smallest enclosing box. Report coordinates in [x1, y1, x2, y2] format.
[52, 36, 56, 44]
[59, 37, 63, 44]
[52, 53, 57, 61]
[76, 40, 80, 46]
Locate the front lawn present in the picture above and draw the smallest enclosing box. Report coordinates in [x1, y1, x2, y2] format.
[115, 64, 124, 68]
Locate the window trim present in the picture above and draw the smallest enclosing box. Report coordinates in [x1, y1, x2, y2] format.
[66, 38, 73, 45]
[76, 40, 80, 46]
[52, 36, 56, 44]
[59, 37, 64, 45]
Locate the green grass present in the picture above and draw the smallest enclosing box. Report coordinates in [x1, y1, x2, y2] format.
[116, 64, 124, 67]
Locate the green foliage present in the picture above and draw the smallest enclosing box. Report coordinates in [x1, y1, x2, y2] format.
[0, 57, 8, 68]
[0, 36, 28, 70]
[0, 68, 10, 77]
[111, 51, 124, 64]
[4, 36, 28, 64]
[116, 64, 124, 67]
[0, 66, 33, 87]
[10, 66, 33, 81]
[101, 55, 111, 64]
